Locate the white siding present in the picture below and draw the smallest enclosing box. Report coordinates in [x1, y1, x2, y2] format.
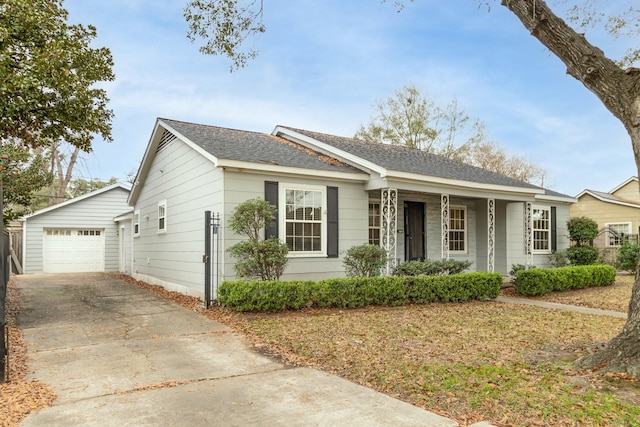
[132, 137, 369, 297]
[116, 218, 133, 274]
[23, 187, 130, 274]
[505, 201, 572, 272]
[222, 171, 368, 282]
[132, 137, 221, 298]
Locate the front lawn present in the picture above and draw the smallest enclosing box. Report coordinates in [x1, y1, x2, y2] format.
[133, 275, 640, 426]
[7, 274, 638, 426]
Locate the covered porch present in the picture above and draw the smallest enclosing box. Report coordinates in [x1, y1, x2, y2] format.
[367, 185, 544, 276]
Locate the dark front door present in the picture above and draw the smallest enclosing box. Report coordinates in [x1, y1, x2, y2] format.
[404, 202, 425, 261]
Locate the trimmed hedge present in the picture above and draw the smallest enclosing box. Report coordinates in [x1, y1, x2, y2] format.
[217, 272, 503, 312]
[513, 264, 616, 296]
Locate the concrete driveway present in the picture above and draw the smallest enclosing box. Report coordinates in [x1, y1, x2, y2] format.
[16, 273, 458, 427]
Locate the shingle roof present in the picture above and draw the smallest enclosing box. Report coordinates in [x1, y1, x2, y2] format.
[280, 127, 544, 190]
[579, 189, 640, 207]
[160, 119, 363, 174]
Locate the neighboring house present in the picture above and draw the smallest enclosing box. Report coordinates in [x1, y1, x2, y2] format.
[127, 118, 575, 299]
[571, 177, 640, 260]
[21, 184, 132, 274]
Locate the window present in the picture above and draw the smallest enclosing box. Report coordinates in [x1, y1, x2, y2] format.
[46, 229, 71, 236]
[158, 200, 166, 233]
[282, 185, 325, 254]
[532, 207, 550, 253]
[449, 206, 466, 252]
[369, 202, 381, 246]
[133, 210, 140, 237]
[77, 230, 100, 236]
[606, 222, 631, 247]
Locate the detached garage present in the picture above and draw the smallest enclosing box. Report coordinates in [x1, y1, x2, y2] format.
[22, 184, 131, 274]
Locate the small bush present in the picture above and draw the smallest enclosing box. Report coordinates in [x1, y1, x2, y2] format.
[566, 245, 599, 266]
[548, 250, 570, 268]
[394, 259, 472, 276]
[567, 216, 598, 245]
[218, 272, 503, 312]
[228, 198, 289, 280]
[616, 239, 639, 273]
[514, 264, 616, 296]
[229, 238, 289, 281]
[509, 264, 529, 277]
[343, 244, 388, 277]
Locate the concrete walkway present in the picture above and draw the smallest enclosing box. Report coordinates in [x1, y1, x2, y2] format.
[16, 273, 458, 427]
[495, 296, 628, 318]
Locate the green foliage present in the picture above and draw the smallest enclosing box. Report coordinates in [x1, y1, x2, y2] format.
[229, 198, 276, 243]
[342, 244, 388, 277]
[228, 238, 288, 281]
[548, 250, 570, 268]
[0, 0, 114, 150]
[566, 216, 599, 245]
[68, 177, 118, 198]
[616, 239, 639, 273]
[0, 142, 50, 223]
[566, 245, 600, 266]
[509, 264, 530, 277]
[218, 272, 503, 312]
[394, 259, 473, 276]
[185, 0, 266, 71]
[513, 265, 616, 296]
[228, 198, 287, 280]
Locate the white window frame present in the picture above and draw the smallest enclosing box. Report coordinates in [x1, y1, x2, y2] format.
[448, 205, 467, 254]
[158, 200, 167, 233]
[133, 210, 140, 237]
[369, 201, 381, 246]
[279, 183, 326, 257]
[605, 222, 632, 247]
[532, 206, 551, 254]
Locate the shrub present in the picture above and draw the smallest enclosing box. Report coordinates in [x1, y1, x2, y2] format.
[228, 198, 288, 280]
[228, 237, 289, 281]
[342, 244, 388, 277]
[393, 259, 472, 276]
[566, 245, 599, 266]
[514, 264, 616, 296]
[218, 272, 503, 312]
[548, 250, 570, 268]
[616, 239, 639, 273]
[567, 216, 599, 245]
[509, 264, 529, 276]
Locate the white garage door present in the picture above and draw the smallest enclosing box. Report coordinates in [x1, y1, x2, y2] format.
[43, 229, 105, 273]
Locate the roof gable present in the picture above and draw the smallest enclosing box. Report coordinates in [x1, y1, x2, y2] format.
[576, 189, 640, 209]
[23, 183, 131, 219]
[128, 118, 366, 205]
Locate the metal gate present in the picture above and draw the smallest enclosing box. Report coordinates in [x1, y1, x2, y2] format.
[203, 211, 221, 309]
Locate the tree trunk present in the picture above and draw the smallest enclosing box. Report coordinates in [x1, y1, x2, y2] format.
[501, 0, 640, 377]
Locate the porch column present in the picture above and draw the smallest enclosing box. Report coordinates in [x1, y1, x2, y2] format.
[441, 194, 449, 260]
[487, 198, 495, 272]
[524, 202, 533, 267]
[381, 188, 398, 275]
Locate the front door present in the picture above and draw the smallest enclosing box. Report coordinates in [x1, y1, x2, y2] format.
[404, 202, 425, 261]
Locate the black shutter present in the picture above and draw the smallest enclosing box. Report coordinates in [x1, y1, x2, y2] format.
[327, 186, 339, 258]
[550, 206, 557, 252]
[265, 181, 279, 239]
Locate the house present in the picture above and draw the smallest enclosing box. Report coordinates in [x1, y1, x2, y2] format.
[127, 118, 575, 299]
[571, 176, 640, 260]
[21, 183, 132, 274]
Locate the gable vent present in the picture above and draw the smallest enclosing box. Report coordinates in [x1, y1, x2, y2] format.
[156, 129, 177, 153]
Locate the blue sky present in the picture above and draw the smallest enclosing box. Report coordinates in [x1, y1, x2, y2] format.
[64, 0, 634, 197]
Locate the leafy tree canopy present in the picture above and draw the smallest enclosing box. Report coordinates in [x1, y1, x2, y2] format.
[0, 0, 114, 221]
[0, 141, 50, 224]
[0, 0, 115, 150]
[356, 85, 546, 185]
